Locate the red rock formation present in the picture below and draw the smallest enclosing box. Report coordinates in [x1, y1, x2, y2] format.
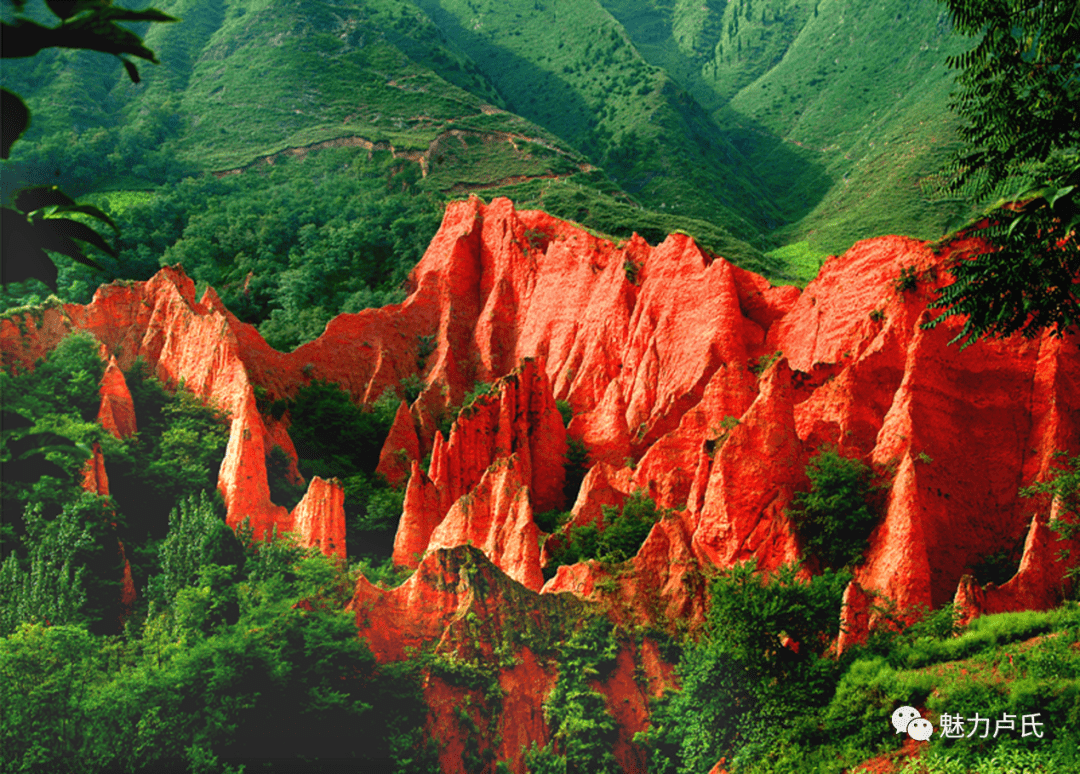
[426, 455, 544, 591]
[6, 193, 1079, 767]
[81, 442, 110, 496]
[347, 546, 673, 774]
[691, 358, 805, 572]
[97, 356, 137, 439]
[289, 476, 346, 558]
[543, 510, 708, 630]
[375, 400, 420, 487]
[1, 267, 343, 554]
[393, 358, 566, 574]
[772, 235, 1079, 642]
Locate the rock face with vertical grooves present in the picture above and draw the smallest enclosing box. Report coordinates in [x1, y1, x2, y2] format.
[4, 197, 1077, 771]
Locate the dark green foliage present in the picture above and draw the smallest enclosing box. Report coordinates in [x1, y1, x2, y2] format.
[1, 328, 104, 419]
[546, 489, 661, 571]
[927, 169, 1080, 345]
[265, 444, 305, 511]
[555, 399, 573, 427]
[894, 264, 920, 292]
[597, 489, 661, 562]
[0, 538, 439, 773]
[2, 341, 229, 608]
[98, 360, 229, 588]
[788, 449, 880, 570]
[528, 617, 621, 774]
[344, 474, 406, 560]
[2, 151, 445, 347]
[639, 560, 851, 774]
[1, 186, 118, 290]
[928, 1, 1080, 345]
[969, 547, 1022, 587]
[0, 494, 124, 637]
[637, 643, 757, 774]
[549, 521, 600, 570]
[535, 509, 571, 535]
[149, 490, 238, 609]
[283, 380, 404, 561]
[0, 622, 104, 770]
[287, 379, 396, 480]
[939, 0, 1079, 203]
[1, 331, 106, 548]
[563, 436, 590, 506]
[705, 561, 850, 699]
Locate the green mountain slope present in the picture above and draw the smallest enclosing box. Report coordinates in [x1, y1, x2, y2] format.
[3, 0, 983, 305]
[2, 0, 587, 187]
[4, 0, 776, 268]
[409, 0, 792, 241]
[600, 0, 976, 253]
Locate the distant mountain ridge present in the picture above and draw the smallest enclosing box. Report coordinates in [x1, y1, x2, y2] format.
[4, 0, 975, 279]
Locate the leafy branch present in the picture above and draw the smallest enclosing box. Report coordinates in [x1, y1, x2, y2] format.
[1, 0, 176, 290]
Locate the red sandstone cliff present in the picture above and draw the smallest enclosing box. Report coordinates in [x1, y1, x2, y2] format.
[4, 196, 1078, 771]
[347, 546, 674, 773]
[1, 268, 345, 557]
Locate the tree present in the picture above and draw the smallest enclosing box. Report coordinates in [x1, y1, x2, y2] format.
[788, 449, 880, 570]
[1, 0, 176, 289]
[927, 0, 1079, 345]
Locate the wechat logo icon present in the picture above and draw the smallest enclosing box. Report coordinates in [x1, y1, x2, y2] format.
[891, 706, 934, 741]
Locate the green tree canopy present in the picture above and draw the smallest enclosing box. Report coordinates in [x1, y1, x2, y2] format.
[929, 0, 1079, 345]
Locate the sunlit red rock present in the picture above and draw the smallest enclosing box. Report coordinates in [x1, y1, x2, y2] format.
[393, 358, 566, 573]
[81, 442, 110, 497]
[426, 455, 544, 591]
[97, 356, 137, 439]
[691, 358, 805, 572]
[289, 476, 346, 557]
[375, 400, 420, 487]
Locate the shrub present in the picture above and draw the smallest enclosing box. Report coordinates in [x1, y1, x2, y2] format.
[788, 448, 880, 569]
[563, 437, 589, 505]
[895, 265, 920, 292]
[555, 399, 573, 427]
[287, 379, 393, 478]
[531, 618, 621, 774]
[535, 509, 571, 534]
[547, 490, 662, 570]
[598, 490, 661, 562]
[639, 560, 851, 773]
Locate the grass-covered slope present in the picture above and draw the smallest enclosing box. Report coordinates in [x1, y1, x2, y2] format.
[408, 0, 785, 242]
[600, 0, 978, 254]
[3, 0, 779, 292]
[2, 0, 587, 189]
